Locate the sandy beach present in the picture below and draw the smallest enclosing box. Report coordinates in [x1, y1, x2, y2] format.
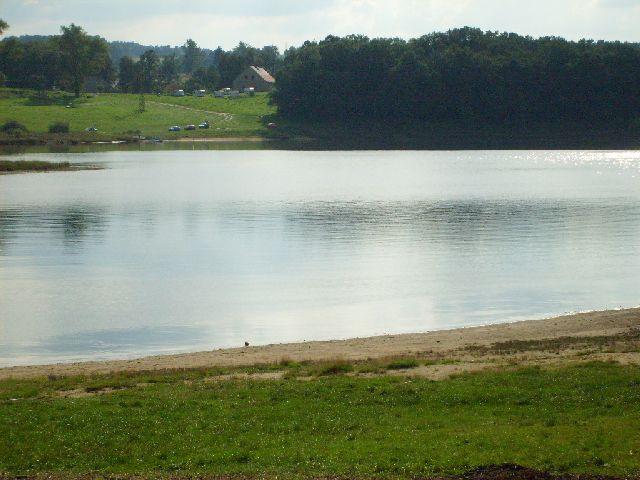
[2, 307, 639, 380]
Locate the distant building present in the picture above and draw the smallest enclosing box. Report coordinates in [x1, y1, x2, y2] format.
[232, 66, 275, 92]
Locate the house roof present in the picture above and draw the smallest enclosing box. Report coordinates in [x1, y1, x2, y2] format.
[249, 66, 275, 83]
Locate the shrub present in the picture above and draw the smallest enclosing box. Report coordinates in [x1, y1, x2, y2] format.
[316, 360, 353, 376]
[48, 121, 69, 133]
[386, 358, 419, 370]
[1, 120, 27, 134]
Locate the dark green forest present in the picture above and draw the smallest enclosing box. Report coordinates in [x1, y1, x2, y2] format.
[273, 28, 640, 126]
[1, 22, 640, 127]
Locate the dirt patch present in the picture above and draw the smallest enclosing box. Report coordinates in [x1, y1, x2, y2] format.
[203, 371, 285, 382]
[387, 362, 493, 380]
[465, 330, 640, 355]
[0, 464, 627, 480]
[457, 464, 624, 480]
[56, 386, 127, 398]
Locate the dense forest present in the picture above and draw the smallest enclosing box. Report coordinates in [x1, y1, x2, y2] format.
[273, 28, 640, 126]
[1, 22, 640, 127]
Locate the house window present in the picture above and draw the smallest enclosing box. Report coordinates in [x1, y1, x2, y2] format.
[244, 75, 248, 79]
[251, 75, 255, 80]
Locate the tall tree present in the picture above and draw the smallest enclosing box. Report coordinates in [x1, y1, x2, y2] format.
[0, 19, 8, 35]
[56, 24, 110, 96]
[118, 56, 136, 93]
[185, 65, 220, 91]
[182, 39, 202, 74]
[136, 49, 160, 93]
[158, 54, 179, 87]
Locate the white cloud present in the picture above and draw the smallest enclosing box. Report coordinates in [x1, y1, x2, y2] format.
[2, 0, 640, 48]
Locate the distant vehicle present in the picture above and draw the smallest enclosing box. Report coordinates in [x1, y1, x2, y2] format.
[243, 87, 255, 95]
[198, 122, 210, 129]
[168, 126, 181, 132]
[172, 89, 185, 97]
[267, 122, 278, 129]
[185, 124, 196, 131]
[194, 89, 206, 97]
[85, 126, 98, 132]
[213, 91, 225, 98]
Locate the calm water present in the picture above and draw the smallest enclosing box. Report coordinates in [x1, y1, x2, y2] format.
[1, 150, 639, 367]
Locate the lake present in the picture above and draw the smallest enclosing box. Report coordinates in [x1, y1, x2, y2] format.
[1, 149, 639, 367]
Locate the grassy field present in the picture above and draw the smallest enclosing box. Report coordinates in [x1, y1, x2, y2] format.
[0, 89, 275, 140]
[1, 361, 639, 478]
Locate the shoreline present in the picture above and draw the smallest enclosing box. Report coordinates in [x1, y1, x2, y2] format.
[2, 307, 639, 380]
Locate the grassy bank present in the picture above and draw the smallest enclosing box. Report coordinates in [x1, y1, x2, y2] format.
[1, 361, 639, 478]
[2, 88, 640, 149]
[0, 88, 275, 142]
[0, 159, 71, 172]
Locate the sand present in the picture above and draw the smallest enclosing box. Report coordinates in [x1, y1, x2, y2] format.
[1, 307, 639, 380]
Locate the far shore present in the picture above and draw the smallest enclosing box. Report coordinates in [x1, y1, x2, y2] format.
[2, 307, 639, 380]
[166, 136, 270, 143]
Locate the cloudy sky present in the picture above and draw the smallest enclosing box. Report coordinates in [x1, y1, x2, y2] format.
[2, 0, 640, 49]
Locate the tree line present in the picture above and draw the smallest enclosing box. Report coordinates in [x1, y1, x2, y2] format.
[0, 22, 283, 96]
[2, 21, 640, 128]
[272, 28, 640, 126]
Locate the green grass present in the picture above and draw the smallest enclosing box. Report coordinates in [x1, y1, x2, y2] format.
[0, 88, 276, 139]
[386, 358, 421, 370]
[1, 362, 639, 478]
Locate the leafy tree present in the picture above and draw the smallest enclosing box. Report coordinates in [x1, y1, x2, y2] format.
[185, 65, 220, 91]
[56, 24, 111, 96]
[0, 19, 8, 35]
[158, 54, 179, 87]
[118, 56, 136, 93]
[135, 49, 159, 93]
[182, 39, 202, 74]
[138, 93, 146, 113]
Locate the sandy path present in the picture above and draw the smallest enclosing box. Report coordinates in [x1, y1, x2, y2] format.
[2, 308, 638, 380]
[146, 101, 234, 121]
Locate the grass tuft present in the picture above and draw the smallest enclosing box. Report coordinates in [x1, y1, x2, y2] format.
[386, 358, 420, 370]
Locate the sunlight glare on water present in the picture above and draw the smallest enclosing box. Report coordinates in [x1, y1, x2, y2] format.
[1, 149, 639, 366]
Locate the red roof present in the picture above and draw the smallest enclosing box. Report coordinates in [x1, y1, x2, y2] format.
[250, 66, 275, 83]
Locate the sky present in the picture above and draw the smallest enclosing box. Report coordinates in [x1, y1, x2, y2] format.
[2, 0, 640, 50]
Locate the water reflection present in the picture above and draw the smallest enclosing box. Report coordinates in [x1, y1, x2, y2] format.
[1, 150, 639, 366]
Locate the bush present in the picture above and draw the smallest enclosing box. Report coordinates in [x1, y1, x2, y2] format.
[316, 360, 353, 376]
[386, 358, 419, 370]
[1, 120, 28, 134]
[48, 121, 69, 133]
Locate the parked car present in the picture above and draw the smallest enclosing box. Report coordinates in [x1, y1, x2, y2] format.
[267, 122, 278, 129]
[185, 124, 196, 130]
[85, 126, 98, 132]
[168, 126, 181, 132]
[194, 89, 206, 97]
[198, 121, 210, 129]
